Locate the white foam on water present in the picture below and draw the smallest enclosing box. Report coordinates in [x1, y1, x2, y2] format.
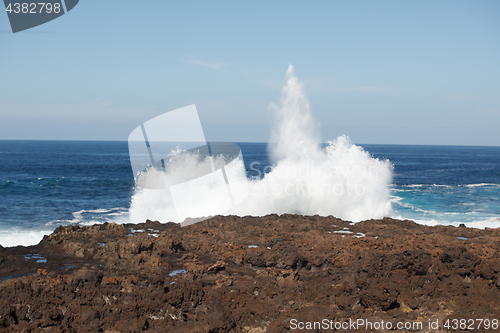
[461, 217, 500, 229]
[462, 183, 500, 188]
[400, 184, 454, 189]
[127, 187, 182, 223]
[432, 184, 453, 188]
[1, 207, 133, 247]
[0, 229, 52, 247]
[127, 64, 394, 223]
[46, 207, 129, 226]
[391, 200, 437, 214]
[392, 215, 500, 230]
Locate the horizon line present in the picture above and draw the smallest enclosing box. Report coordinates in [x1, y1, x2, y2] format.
[0, 139, 499, 148]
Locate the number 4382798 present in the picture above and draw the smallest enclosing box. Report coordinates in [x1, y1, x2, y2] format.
[5, 3, 61, 14]
[444, 319, 499, 330]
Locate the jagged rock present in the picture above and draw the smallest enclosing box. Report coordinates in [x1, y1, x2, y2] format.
[0, 215, 499, 332]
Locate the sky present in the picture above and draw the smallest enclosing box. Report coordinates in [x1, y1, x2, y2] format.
[0, 0, 499, 145]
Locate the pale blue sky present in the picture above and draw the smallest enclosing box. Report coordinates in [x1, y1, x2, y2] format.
[1, 0, 499, 145]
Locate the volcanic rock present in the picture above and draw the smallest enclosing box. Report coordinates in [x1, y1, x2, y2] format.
[0, 215, 499, 332]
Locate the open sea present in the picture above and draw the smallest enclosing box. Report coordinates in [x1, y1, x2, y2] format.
[0, 140, 499, 247]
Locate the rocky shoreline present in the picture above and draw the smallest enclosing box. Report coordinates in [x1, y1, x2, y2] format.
[1, 215, 499, 332]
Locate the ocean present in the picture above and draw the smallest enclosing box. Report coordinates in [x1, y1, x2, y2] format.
[0, 140, 499, 247]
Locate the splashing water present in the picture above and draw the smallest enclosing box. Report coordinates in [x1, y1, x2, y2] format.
[128, 64, 393, 223]
[269, 65, 321, 163]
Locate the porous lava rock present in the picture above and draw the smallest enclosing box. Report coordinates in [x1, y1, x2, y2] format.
[0, 215, 499, 332]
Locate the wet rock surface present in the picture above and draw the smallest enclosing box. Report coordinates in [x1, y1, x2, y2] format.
[0, 215, 499, 332]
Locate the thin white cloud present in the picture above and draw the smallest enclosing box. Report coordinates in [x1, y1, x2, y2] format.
[183, 56, 223, 71]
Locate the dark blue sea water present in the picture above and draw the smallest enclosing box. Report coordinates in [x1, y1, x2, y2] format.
[0, 140, 499, 247]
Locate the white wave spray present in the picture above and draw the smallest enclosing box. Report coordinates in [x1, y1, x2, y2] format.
[128, 65, 393, 223]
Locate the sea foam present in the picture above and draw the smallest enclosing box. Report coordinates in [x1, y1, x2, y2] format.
[0, 229, 52, 247]
[128, 65, 394, 223]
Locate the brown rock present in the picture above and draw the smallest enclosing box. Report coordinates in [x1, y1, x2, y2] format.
[0, 215, 499, 332]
